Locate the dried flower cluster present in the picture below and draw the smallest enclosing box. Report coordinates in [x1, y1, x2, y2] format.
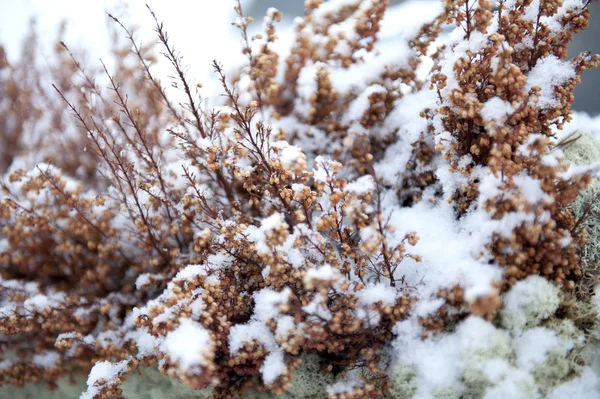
[1, 0, 599, 398]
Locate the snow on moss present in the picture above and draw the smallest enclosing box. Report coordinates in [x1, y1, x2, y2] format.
[500, 276, 561, 331]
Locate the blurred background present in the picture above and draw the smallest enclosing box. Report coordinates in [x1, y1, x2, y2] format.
[1, 0, 598, 114]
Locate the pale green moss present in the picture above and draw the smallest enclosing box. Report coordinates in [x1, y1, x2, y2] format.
[563, 130, 600, 302]
[460, 327, 514, 398]
[562, 129, 600, 382]
[562, 131, 600, 167]
[432, 386, 461, 399]
[460, 365, 490, 399]
[532, 349, 572, 395]
[547, 318, 585, 342]
[120, 366, 213, 399]
[282, 354, 333, 399]
[385, 364, 418, 399]
[0, 374, 86, 399]
[500, 276, 561, 331]
[243, 388, 281, 399]
[0, 366, 216, 399]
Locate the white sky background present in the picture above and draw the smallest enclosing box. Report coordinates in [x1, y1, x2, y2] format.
[1, 0, 598, 114]
[0, 0, 255, 102]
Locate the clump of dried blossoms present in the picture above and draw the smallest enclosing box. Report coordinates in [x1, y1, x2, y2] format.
[1, 0, 599, 398]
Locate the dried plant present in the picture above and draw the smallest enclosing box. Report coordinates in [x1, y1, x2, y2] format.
[0, 0, 599, 398]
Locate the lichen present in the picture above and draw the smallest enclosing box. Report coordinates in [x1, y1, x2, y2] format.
[0, 374, 86, 399]
[562, 131, 600, 167]
[500, 276, 561, 331]
[119, 366, 213, 399]
[385, 364, 418, 399]
[563, 131, 600, 301]
[531, 349, 572, 395]
[282, 354, 333, 399]
[432, 386, 461, 399]
[562, 130, 600, 381]
[460, 326, 514, 398]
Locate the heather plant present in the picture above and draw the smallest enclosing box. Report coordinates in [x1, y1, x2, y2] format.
[1, 0, 600, 398]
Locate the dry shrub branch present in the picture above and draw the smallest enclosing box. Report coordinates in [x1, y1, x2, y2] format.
[0, 0, 599, 398]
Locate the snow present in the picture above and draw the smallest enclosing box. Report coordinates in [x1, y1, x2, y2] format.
[547, 368, 600, 399]
[32, 351, 60, 368]
[125, 329, 158, 359]
[23, 294, 49, 312]
[81, 359, 129, 399]
[261, 349, 286, 385]
[301, 293, 333, 321]
[313, 156, 332, 183]
[326, 380, 360, 396]
[481, 97, 514, 124]
[175, 264, 207, 280]
[253, 288, 292, 322]
[229, 320, 277, 354]
[303, 264, 340, 287]
[514, 328, 561, 372]
[513, 173, 547, 204]
[134, 273, 152, 290]
[385, 201, 503, 303]
[343, 85, 387, 125]
[244, 212, 287, 254]
[344, 175, 375, 195]
[272, 141, 305, 168]
[356, 283, 397, 325]
[161, 318, 212, 369]
[357, 283, 396, 306]
[526, 55, 576, 109]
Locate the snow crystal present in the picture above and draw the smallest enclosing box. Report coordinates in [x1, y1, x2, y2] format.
[175, 264, 207, 280]
[344, 175, 375, 195]
[313, 156, 331, 183]
[302, 293, 333, 321]
[189, 293, 204, 320]
[229, 320, 277, 354]
[161, 318, 212, 369]
[134, 273, 152, 290]
[244, 213, 287, 254]
[326, 380, 360, 396]
[275, 315, 295, 337]
[272, 141, 304, 168]
[23, 294, 49, 312]
[262, 212, 284, 230]
[513, 173, 547, 204]
[253, 287, 292, 322]
[125, 329, 157, 359]
[526, 55, 575, 109]
[86, 361, 124, 386]
[291, 183, 305, 193]
[81, 359, 129, 399]
[32, 351, 60, 368]
[356, 283, 397, 325]
[547, 368, 599, 399]
[261, 350, 286, 385]
[343, 85, 387, 125]
[56, 332, 78, 341]
[481, 97, 514, 124]
[357, 283, 396, 306]
[303, 264, 339, 284]
[514, 327, 561, 372]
